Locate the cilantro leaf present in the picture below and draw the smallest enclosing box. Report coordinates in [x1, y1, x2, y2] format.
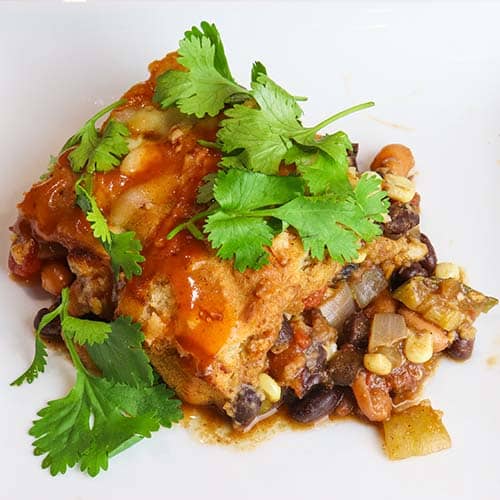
[269, 197, 362, 262]
[10, 302, 63, 386]
[185, 21, 236, 82]
[75, 179, 112, 246]
[218, 75, 373, 175]
[59, 287, 110, 347]
[251, 61, 267, 82]
[75, 178, 144, 279]
[196, 173, 217, 204]
[153, 23, 246, 117]
[189, 168, 387, 271]
[30, 372, 179, 477]
[105, 383, 183, 428]
[62, 316, 111, 346]
[11, 335, 48, 386]
[24, 287, 182, 476]
[353, 171, 390, 222]
[218, 75, 303, 174]
[63, 100, 129, 174]
[213, 168, 304, 211]
[109, 231, 145, 279]
[87, 316, 154, 388]
[205, 212, 275, 272]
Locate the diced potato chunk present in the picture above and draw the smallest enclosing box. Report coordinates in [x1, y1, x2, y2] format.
[383, 402, 451, 460]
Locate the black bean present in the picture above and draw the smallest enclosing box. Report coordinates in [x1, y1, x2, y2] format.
[301, 343, 328, 392]
[34, 306, 62, 338]
[338, 263, 359, 280]
[233, 385, 262, 426]
[419, 233, 437, 274]
[301, 369, 322, 393]
[390, 262, 429, 291]
[288, 385, 343, 423]
[383, 203, 420, 239]
[338, 311, 370, 349]
[327, 345, 363, 386]
[447, 336, 474, 361]
[271, 316, 293, 354]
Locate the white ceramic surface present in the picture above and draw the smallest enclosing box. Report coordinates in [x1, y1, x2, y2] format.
[1, 2, 499, 499]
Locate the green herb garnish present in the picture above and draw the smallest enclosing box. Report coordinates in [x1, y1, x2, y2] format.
[160, 22, 388, 271]
[12, 288, 182, 477]
[62, 100, 130, 173]
[75, 178, 145, 279]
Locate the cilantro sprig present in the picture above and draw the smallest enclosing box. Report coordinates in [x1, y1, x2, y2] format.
[12, 288, 182, 476]
[169, 169, 388, 271]
[153, 22, 247, 117]
[62, 100, 130, 173]
[75, 178, 145, 279]
[161, 21, 388, 271]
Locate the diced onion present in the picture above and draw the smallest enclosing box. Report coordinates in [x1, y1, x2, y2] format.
[319, 281, 356, 329]
[351, 266, 388, 308]
[369, 313, 408, 352]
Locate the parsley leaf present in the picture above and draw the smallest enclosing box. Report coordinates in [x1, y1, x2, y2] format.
[86, 316, 154, 388]
[63, 100, 130, 174]
[153, 22, 246, 117]
[75, 178, 145, 279]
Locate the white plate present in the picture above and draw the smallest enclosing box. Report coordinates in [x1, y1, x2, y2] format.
[1, 2, 499, 499]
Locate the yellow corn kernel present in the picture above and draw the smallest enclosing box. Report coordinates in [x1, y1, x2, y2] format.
[383, 174, 416, 203]
[352, 249, 367, 264]
[363, 353, 393, 376]
[435, 262, 460, 280]
[258, 373, 282, 403]
[458, 325, 477, 341]
[404, 332, 433, 364]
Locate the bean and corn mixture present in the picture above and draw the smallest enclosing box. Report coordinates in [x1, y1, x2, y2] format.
[8, 23, 498, 472]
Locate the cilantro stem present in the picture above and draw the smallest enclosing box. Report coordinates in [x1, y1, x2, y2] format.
[62, 329, 87, 375]
[109, 435, 144, 458]
[166, 208, 215, 240]
[88, 99, 127, 125]
[197, 140, 221, 150]
[300, 101, 375, 136]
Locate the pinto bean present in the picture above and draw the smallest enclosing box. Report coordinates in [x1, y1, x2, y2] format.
[41, 261, 73, 296]
[352, 370, 392, 422]
[370, 144, 415, 177]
